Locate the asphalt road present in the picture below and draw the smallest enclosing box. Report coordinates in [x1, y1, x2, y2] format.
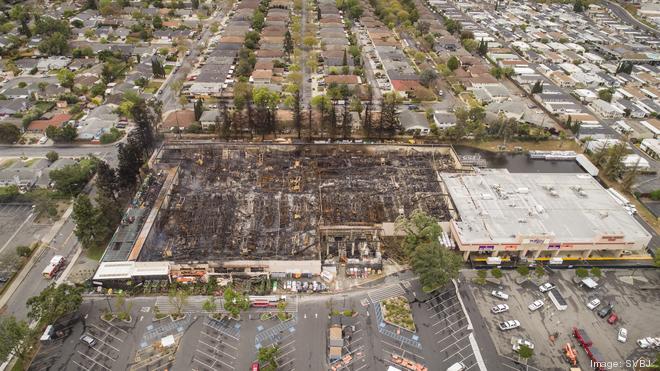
[603, 0, 659, 37]
[0, 144, 119, 160]
[0, 149, 118, 320]
[160, 8, 229, 115]
[301, 0, 310, 107]
[2, 214, 79, 320]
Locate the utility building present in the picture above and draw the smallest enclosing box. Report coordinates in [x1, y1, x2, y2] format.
[442, 170, 652, 261]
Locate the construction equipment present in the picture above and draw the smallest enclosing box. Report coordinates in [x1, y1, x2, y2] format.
[563, 343, 577, 366]
[391, 355, 428, 371]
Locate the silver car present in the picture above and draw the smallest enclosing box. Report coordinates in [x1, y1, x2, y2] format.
[491, 304, 509, 314]
[498, 320, 520, 331]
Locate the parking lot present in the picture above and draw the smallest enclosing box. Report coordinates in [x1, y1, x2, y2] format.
[466, 268, 660, 370]
[71, 320, 126, 370]
[423, 287, 478, 370]
[192, 316, 241, 370]
[255, 317, 297, 370]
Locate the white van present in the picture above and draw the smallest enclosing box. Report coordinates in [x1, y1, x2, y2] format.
[447, 362, 466, 371]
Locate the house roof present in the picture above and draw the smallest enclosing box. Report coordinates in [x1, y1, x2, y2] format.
[324, 75, 359, 85]
[391, 80, 423, 92]
[28, 114, 72, 132]
[163, 110, 196, 129]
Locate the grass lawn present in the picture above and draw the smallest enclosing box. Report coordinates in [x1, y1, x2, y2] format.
[24, 158, 40, 167]
[86, 245, 105, 261]
[164, 65, 174, 75]
[457, 139, 582, 153]
[0, 159, 16, 170]
[381, 296, 416, 332]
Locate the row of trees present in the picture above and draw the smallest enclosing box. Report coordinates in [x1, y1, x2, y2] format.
[0, 283, 83, 365]
[396, 210, 463, 292]
[72, 98, 157, 251]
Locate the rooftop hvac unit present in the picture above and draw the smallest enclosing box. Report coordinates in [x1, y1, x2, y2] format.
[518, 187, 529, 194]
[550, 190, 559, 197]
[535, 205, 544, 214]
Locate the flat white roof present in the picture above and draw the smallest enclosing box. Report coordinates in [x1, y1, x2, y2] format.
[93, 261, 170, 281]
[442, 170, 652, 245]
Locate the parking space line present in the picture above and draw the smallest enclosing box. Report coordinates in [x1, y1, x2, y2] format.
[435, 315, 468, 334]
[278, 338, 296, 350]
[425, 290, 454, 307]
[198, 340, 237, 359]
[380, 339, 425, 360]
[343, 343, 365, 357]
[204, 323, 239, 341]
[429, 302, 461, 318]
[344, 335, 363, 348]
[196, 349, 235, 370]
[200, 331, 238, 350]
[431, 306, 463, 323]
[442, 342, 473, 362]
[275, 346, 296, 361]
[90, 324, 124, 344]
[427, 296, 458, 312]
[71, 359, 91, 371]
[439, 333, 471, 351]
[193, 357, 215, 370]
[278, 357, 295, 369]
[91, 335, 120, 353]
[101, 321, 128, 334]
[435, 328, 466, 344]
[88, 345, 117, 361]
[77, 350, 111, 371]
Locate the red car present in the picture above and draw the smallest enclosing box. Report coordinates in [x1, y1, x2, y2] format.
[607, 313, 618, 324]
[251, 362, 259, 371]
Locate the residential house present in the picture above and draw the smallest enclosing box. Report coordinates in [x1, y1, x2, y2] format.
[324, 75, 361, 86]
[250, 70, 273, 84]
[200, 110, 219, 130]
[399, 110, 430, 135]
[162, 110, 196, 131]
[591, 99, 624, 118]
[78, 104, 119, 141]
[433, 112, 458, 130]
[0, 98, 32, 117]
[37, 57, 71, 72]
[640, 138, 660, 160]
[27, 114, 72, 133]
[14, 59, 39, 74]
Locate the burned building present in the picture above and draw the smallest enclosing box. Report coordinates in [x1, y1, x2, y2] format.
[95, 143, 457, 283]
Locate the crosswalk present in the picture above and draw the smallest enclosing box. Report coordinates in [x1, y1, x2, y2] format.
[154, 296, 224, 313]
[368, 283, 406, 303]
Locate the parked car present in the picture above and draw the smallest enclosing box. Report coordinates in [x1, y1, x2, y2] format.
[586, 298, 601, 310]
[618, 328, 628, 343]
[251, 361, 259, 371]
[39, 136, 48, 144]
[512, 339, 534, 351]
[598, 303, 614, 318]
[607, 313, 619, 325]
[446, 362, 466, 371]
[491, 291, 509, 300]
[637, 337, 660, 349]
[539, 283, 555, 292]
[498, 320, 520, 331]
[528, 300, 544, 311]
[80, 334, 96, 347]
[491, 304, 509, 314]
